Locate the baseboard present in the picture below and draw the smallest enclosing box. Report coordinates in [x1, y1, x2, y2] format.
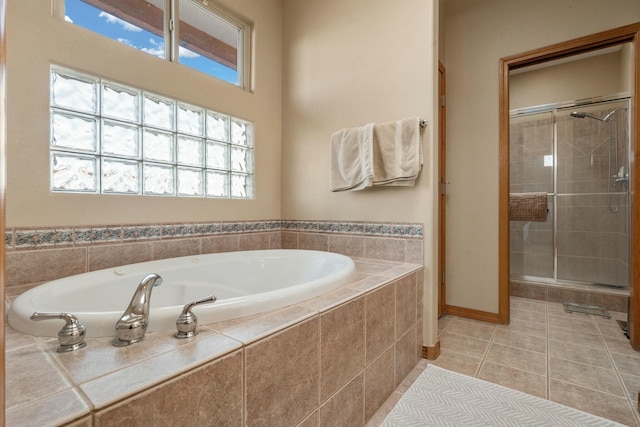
[445, 305, 501, 324]
[421, 341, 440, 360]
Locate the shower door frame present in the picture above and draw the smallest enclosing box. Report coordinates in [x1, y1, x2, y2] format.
[499, 22, 640, 351]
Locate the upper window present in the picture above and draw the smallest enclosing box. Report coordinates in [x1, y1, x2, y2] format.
[63, 0, 250, 88]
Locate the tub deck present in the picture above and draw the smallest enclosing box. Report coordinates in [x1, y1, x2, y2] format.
[6, 257, 424, 427]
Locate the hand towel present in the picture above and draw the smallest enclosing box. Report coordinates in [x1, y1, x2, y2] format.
[509, 192, 548, 222]
[329, 123, 374, 192]
[372, 117, 422, 186]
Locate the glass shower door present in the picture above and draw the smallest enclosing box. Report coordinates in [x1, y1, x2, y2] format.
[555, 100, 630, 287]
[509, 112, 554, 279]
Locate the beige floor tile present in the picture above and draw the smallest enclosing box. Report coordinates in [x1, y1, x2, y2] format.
[437, 315, 454, 333]
[593, 310, 628, 323]
[548, 326, 604, 349]
[593, 311, 627, 327]
[545, 301, 568, 313]
[493, 328, 547, 353]
[411, 299, 640, 426]
[619, 372, 640, 405]
[477, 361, 547, 399]
[444, 318, 496, 341]
[485, 343, 546, 375]
[549, 379, 639, 426]
[548, 339, 612, 369]
[429, 349, 480, 377]
[547, 313, 598, 334]
[438, 331, 489, 359]
[497, 317, 547, 338]
[546, 303, 591, 319]
[597, 322, 630, 340]
[549, 357, 625, 397]
[603, 335, 639, 358]
[611, 351, 640, 376]
[510, 297, 546, 313]
[511, 308, 546, 324]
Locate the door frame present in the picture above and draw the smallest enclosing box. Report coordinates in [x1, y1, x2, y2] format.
[499, 23, 640, 347]
[438, 61, 446, 318]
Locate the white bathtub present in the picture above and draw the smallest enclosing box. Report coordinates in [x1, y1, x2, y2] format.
[8, 249, 356, 338]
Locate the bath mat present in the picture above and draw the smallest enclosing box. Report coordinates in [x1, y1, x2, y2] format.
[381, 364, 623, 426]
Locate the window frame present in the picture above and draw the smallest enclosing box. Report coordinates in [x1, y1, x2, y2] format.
[54, 0, 252, 90]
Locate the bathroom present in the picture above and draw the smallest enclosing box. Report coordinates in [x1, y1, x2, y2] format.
[1, 0, 640, 426]
[2, 0, 436, 425]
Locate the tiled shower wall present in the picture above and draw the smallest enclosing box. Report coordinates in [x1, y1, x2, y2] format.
[4, 219, 423, 294]
[510, 113, 554, 278]
[509, 104, 630, 287]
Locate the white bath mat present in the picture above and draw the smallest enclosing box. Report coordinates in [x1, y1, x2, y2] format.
[381, 364, 624, 426]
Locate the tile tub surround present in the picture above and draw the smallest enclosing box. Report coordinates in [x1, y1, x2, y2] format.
[4, 219, 423, 292]
[6, 259, 424, 427]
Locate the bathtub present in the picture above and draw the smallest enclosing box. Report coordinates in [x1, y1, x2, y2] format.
[8, 249, 356, 338]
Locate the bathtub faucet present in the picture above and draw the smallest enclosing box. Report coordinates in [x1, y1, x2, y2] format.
[113, 273, 163, 347]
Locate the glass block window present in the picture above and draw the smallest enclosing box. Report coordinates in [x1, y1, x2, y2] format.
[50, 66, 253, 199]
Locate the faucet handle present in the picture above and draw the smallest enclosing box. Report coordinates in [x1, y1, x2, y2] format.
[31, 312, 87, 352]
[175, 295, 216, 339]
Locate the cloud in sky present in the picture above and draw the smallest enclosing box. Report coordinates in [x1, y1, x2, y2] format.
[65, 15, 73, 23]
[178, 47, 200, 59]
[114, 37, 200, 61]
[139, 39, 164, 58]
[99, 11, 142, 32]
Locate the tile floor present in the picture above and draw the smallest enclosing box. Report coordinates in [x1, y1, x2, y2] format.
[367, 296, 640, 426]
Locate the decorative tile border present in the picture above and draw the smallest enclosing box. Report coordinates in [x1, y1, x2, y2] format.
[6, 219, 422, 250]
[13, 228, 75, 249]
[282, 220, 423, 238]
[75, 227, 123, 245]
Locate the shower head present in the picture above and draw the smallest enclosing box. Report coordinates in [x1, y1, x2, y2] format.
[570, 111, 605, 121]
[570, 106, 628, 122]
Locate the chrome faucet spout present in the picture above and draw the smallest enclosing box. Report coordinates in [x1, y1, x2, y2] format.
[113, 273, 163, 347]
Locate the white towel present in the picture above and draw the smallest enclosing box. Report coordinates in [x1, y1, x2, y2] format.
[329, 123, 374, 192]
[372, 117, 422, 186]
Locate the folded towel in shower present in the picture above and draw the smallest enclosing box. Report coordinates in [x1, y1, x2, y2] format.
[372, 116, 423, 186]
[509, 192, 548, 222]
[329, 123, 375, 192]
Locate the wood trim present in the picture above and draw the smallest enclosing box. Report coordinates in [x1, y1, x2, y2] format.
[421, 341, 441, 360]
[499, 22, 640, 350]
[444, 305, 501, 324]
[438, 61, 446, 318]
[502, 22, 640, 71]
[498, 54, 511, 326]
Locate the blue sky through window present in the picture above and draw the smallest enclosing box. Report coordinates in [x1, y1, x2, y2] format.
[65, 0, 238, 85]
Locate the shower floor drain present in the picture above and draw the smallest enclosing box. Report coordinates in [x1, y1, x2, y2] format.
[563, 302, 611, 319]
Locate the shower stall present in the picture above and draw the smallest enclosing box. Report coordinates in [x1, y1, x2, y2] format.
[509, 98, 630, 288]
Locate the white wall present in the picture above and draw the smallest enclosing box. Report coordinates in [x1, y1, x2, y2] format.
[281, 0, 440, 346]
[6, 0, 282, 227]
[443, 0, 640, 313]
[510, 48, 630, 110]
